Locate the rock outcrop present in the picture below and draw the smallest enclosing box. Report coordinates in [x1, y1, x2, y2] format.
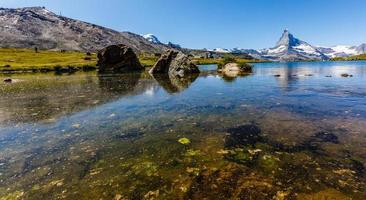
[97, 44, 143, 73]
[218, 62, 252, 78]
[149, 50, 200, 77]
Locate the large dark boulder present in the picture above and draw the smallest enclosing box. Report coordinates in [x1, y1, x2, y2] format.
[149, 50, 199, 77]
[97, 44, 143, 73]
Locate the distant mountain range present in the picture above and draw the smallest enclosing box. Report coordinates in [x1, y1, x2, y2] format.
[143, 33, 182, 49]
[0, 7, 365, 61]
[210, 30, 366, 61]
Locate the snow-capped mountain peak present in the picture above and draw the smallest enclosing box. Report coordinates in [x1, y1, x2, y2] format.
[143, 34, 162, 44]
[259, 30, 327, 61]
[212, 48, 231, 53]
[276, 29, 302, 47]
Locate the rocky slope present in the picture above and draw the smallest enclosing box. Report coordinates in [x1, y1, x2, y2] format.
[0, 7, 169, 53]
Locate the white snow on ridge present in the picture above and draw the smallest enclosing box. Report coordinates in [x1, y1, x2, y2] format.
[332, 45, 357, 54]
[267, 45, 287, 54]
[212, 48, 231, 53]
[143, 34, 161, 44]
[317, 45, 360, 58]
[294, 44, 321, 55]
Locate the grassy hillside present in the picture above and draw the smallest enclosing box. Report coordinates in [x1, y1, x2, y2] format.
[0, 48, 97, 72]
[0, 48, 262, 73]
[0, 48, 162, 73]
[332, 54, 366, 61]
[192, 57, 264, 65]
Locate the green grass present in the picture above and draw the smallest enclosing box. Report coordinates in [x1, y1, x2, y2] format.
[192, 57, 264, 65]
[139, 55, 159, 67]
[0, 48, 98, 72]
[332, 54, 366, 61]
[0, 48, 265, 73]
[0, 48, 162, 73]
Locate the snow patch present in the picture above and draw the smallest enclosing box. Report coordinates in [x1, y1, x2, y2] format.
[143, 34, 161, 44]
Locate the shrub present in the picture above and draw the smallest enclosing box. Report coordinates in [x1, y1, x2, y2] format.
[223, 56, 236, 64]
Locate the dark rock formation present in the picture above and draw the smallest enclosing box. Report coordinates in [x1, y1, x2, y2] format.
[149, 50, 200, 77]
[3, 78, 12, 83]
[341, 73, 353, 78]
[225, 124, 263, 148]
[97, 44, 143, 73]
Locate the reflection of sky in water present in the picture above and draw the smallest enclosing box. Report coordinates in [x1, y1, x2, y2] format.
[1, 61, 366, 129]
[1, 62, 366, 199]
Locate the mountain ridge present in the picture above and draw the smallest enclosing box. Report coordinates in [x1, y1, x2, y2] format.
[0, 7, 169, 53]
[211, 30, 366, 61]
[1, 7, 364, 61]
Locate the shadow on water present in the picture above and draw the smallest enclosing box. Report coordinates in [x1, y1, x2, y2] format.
[220, 73, 252, 82]
[150, 73, 199, 94]
[98, 72, 141, 95]
[0, 72, 155, 124]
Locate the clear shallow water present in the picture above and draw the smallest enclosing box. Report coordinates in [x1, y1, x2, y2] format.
[0, 62, 366, 199]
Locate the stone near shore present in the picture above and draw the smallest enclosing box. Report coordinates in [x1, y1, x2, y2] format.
[218, 62, 252, 78]
[3, 78, 12, 83]
[149, 50, 200, 77]
[97, 44, 143, 73]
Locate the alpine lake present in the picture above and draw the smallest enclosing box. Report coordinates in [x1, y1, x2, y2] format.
[0, 61, 366, 199]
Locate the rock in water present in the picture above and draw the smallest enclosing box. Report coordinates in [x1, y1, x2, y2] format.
[218, 62, 252, 78]
[97, 44, 143, 73]
[149, 50, 199, 77]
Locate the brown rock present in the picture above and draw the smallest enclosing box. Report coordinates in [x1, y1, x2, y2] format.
[97, 44, 142, 73]
[149, 50, 199, 77]
[218, 62, 252, 78]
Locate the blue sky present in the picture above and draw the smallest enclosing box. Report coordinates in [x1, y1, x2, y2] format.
[1, 0, 365, 49]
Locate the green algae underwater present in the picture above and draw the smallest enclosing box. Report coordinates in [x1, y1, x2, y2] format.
[0, 62, 366, 199]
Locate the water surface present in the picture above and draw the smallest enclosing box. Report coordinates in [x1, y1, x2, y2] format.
[0, 61, 366, 199]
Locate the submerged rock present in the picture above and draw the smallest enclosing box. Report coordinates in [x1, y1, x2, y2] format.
[97, 44, 143, 73]
[225, 124, 263, 148]
[186, 163, 282, 200]
[312, 131, 339, 144]
[341, 73, 353, 77]
[149, 50, 200, 77]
